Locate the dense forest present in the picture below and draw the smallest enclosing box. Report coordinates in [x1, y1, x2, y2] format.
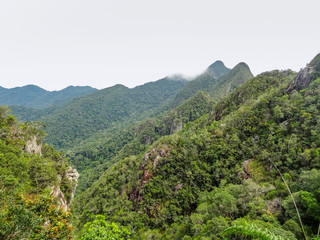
[0, 85, 97, 109]
[1, 55, 320, 239]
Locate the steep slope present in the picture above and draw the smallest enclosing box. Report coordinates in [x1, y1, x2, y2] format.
[208, 62, 253, 99]
[68, 61, 252, 194]
[69, 91, 213, 193]
[172, 61, 253, 106]
[73, 54, 320, 239]
[0, 85, 97, 109]
[287, 53, 320, 92]
[206, 60, 231, 79]
[172, 61, 231, 106]
[0, 107, 77, 239]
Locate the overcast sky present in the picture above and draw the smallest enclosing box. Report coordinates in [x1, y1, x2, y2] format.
[0, 0, 319, 91]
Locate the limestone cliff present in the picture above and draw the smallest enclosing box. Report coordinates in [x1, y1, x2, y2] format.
[24, 135, 42, 155]
[50, 166, 79, 211]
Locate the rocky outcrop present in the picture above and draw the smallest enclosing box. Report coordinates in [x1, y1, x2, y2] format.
[287, 65, 316, 92]
[24, 135, 42, 155]
[50, 166, 79, 211]
[170, 121, 182, 134]
[242, 160, 252, 180]
[130, 145, 170, 207]
[287, 53, 320, 92]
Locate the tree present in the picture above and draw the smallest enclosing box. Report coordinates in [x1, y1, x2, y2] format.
[79, 215, 131, 240]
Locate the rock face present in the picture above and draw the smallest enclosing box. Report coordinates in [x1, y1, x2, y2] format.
[129, 145, 170, 208]
[24, 135, 42, 155]
[170, 121, 182, 134]
[50, 166, 79, 211]
[242, 160, 252, 180]
[287, 53, 320, 92]
[287, 65, 316, 92]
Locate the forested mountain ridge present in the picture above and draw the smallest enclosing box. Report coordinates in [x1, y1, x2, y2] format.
[68, 61, 252, 194]
[208, 62, 253, 99]
[0, 84, 97, 109]
[172, 61, 253, 106]
[206, 60, 231, 79]
[10, 78, 187, 150]
[73, 54, 320, 239]
[70, 91, 214, 193]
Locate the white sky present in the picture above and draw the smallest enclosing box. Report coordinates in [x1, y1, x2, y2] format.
[0, 0, 319, 91]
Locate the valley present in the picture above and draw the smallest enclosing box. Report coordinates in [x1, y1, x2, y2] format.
[1, 55, 320, 239]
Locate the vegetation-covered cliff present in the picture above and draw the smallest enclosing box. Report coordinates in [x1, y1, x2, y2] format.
[0, 106, 79, 239]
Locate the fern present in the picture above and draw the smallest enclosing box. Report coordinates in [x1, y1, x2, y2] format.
[223, 223, 285, 240]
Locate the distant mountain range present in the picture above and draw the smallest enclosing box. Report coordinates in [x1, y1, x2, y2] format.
[4, 60, 253, 151]
[0, 85, 98, 108]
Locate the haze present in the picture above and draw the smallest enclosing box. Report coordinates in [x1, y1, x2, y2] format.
[0, 0, 319, 91]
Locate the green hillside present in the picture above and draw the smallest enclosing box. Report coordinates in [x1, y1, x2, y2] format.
[69, 91, 213, 193]
[68, 61, 252, 195]
[0, 106, 76, 239]
[10, 78, 187, 150]
[73, 54, 320, 239]
[208, 62, 254, 99]
[172, 61, 253, 106]
[0, 85, 97, 109]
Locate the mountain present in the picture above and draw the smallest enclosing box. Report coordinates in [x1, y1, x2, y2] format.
[59, 61, 252, 194]
[208, 62, 253, 98]
[0, 85, 98, 108]
[73, 54, 320, 239]
[172, 61, 252, 106]
[66, 60, 253, 194]
[69, 90, 213, 193]
[207, 60, 231, 79]
[12, 78, 188, 150]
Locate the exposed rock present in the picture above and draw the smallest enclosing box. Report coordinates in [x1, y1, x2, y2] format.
[50, 166, 79, 211]
[131, 145, 170, 208]
[175, 183, 183, 191]
[287, 65, 316, 92]
[287, 53, 320, 92]
[242, 159, 252, 180]
[267, 197, 282, 215]
[65, 166, 80, 203]
[24, 135, 42, 156]
[50, 184, 68, 211]
[170, 121, 182, 134]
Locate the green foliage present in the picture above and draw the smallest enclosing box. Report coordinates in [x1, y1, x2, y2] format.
[79, 215, 131, 240]
[13, 78, 186, 150]
[223, 222, 287, 240]
[0, 106, 75, 239]
[172, 61, 253, 106]
[7, 55, 320, 239]
[72, 64, 320, 239]
[0, 191, 73, 240]
[69, 90, 213, 193]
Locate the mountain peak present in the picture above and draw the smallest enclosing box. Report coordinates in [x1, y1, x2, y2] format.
[233, 62, 251, 71]
[309, 53, 320, 70]
[206, 60, 231, 79]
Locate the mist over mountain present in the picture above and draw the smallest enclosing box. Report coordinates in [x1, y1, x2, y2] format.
[172, 60, 252, 106]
